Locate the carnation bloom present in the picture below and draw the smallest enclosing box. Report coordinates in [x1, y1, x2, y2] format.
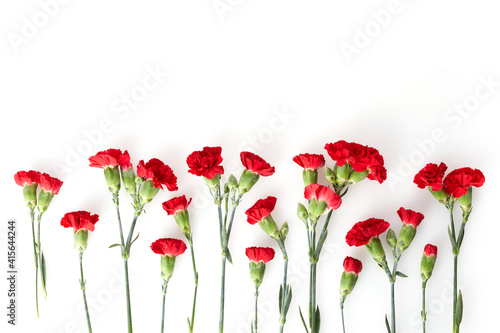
[443, 167, 485, 198]
[245, 247, 275, 263]
[421, 244, 438, 281]
[186, 146, 224, 180]
[397, 207, 424, 228]
[162, 195, 192, 215]
[151, 238, 187, 257]
[60, 211, 99, 232]
[413, 163, 448, 191]
[423, 244, 438, 258]
[88, 149, 131, 169]
[346, 218, 390, 247]
[14, 170, 41, 186]
[245, 196, 277, 225]
[39, 173, 63, 194]
[240, 152, 275, 177]
[343, 256, 363, 275]
[293, 153, 325, 171]
[304, 184, 342, 213]
[137, 158, 178, 191]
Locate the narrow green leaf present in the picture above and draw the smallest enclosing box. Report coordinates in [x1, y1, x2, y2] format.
[448, 226, 457, 249]
[40, 251, 47, 298]
[385, 314, 391, 333]
[108, 243, 122, 249]
[396, 271, 408, 278]
[298, 307, 309, 333]
[455, 290, 463, 325]
[314, 307, 321, 333]
[279, 285, 283, 313]
[226, 249, 233, 264]
[130, 232, 140, 246]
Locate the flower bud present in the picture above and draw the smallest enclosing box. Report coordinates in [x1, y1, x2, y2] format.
[258, 216, 280, 239]
[280, 222, 289, 240]
[160, 255, 176, 282]
[365, 237, 386, 263]
[140, 180, 160, 204]
[104, 166, 121, 194]
[23, 184, 38, 208]
[386, 228, 397, 251]
[238, 169, 259, 193]
[249, 260, 266, 287]
[297, 203, 308, 224]
[348, 170, 369, 184]
[302, 169, 318, 187]
[458, 187, 472, 212]
[324, 167, 336, 184]
[121, 168, 137, 195]
[37, 190, 55, 213]
[308, 197, 328, 217]
[74, 229, 89, 253]
[340, 256, 362, 297]
[420, 244, 437, 281]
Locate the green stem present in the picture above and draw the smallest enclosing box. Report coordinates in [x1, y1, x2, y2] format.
[114, 200, 126, 250]
[188, 240, 199, 333]
[277, 239, 289, 332]
[123, 258, 133, 333]
[30, 208, 39, 317]
[422, 280, 427, 333]
[340, 299, 345, 333]
[125, 214, 141, 252]
[37, 213, 47, 299]
[453, 254, 458, 333]
[253, 285, 259, 333]
[390, 281, 395, 333]
[219, 256, 227, 333]
[310, 262, 317, 331]
[79, 252, 93, 333]
[161, 282, 168, 333]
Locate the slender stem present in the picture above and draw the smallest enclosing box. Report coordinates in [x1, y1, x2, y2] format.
[30, 209, 39, 317]
[453, 254, 458, 333]
[79, 252, 93, 333]
[189, 240, 199, 333]
[114, 201, 126, 249]
[123, 258, 133, 333]
[422, 280, 427, 333]
[219, 256, 227, 333]
[310, 262, 318, 331]
[340, 300, 345, 333]
[277, 239, 289, 332]
[253, 285, 259, 333]
[37, 213, 46, 298]
[125, 214, 140, 252]
[161, 282, 168, 333]
[226, 205, 238, 240]
[390, 282, 395, 333]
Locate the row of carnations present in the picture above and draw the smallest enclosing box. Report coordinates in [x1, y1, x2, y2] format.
[14, 140, 484, 333]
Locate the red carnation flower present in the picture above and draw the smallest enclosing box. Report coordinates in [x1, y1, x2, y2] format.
[293, 153, 325, 171]
[137, 158, 178, 191]
[245, 247, 275, 263]
[324, 140, 387, 183]
[397, 207, 424, 228]
[14, 170, 41, 187]
[150, 238, 187, 257]
[162, 195, 192, 215]
[413, 163, 448, 191]
[443, 167, 485, 198]
[89, 149, 131, 170]
[304, 184, 342, 211]
[343, 256, 363, 275]
[240, 152, 275, 177]
[346, 218, 390, 247]
[186, 146, 224, 180]
[423, 244, 438, 258]
[39, 173, 63, 194]
[60, 211, 99, 232]
[245, 196, 277, 225]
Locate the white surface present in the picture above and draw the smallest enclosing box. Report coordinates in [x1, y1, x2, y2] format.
[1, 1, 499, 332]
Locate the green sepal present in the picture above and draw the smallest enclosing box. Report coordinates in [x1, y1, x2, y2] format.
[104, 166, 121, 194]
[302, 169, 318, 187]
[238, 169, 259, 193]
[258, 216, 280, 239]
[139, 179, 159, 204]
[37, 190, 54, 213]
[22, 184, 38, 208]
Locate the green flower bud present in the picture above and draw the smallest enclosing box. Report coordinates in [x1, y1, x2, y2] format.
[340, 271, 359, 297]
[397, 224, 417, 252]
[325, 167, 336, 184]
[420, 244, 437, 281]
[174, 210, 191, 235]
[348, 170, 369, 185]
[249, 261, 266, 287]
[228, 174, 238, 190]
[258, 216, 280, 239]
[365, 237, 386, 263]
[238, 169, 259, 193]
[297, 203, 308, 224]
[386, 228, 397, 251]
[140, 180, 159, 204]
[104, 166, 121, 194]
[160, 255, 176, 282]
[308, 198, 327, 217]
[74, 229, 89, 253]
[23, 183, 38, 209]
[37, 190, 54, 213]
[280, 222, 289, 240]
[458, 187, 472, 212]
[302, 169, 318, 187]
[204, 174, 221, 189]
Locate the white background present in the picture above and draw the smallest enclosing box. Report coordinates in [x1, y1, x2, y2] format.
[1, 1, 499, 332]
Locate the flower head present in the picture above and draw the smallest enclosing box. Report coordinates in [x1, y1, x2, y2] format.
[89, 149, 131, 170]
[186, 146, 224, 180]
[39, 173, 63, 194]
[151, 238, 187, 257]
[137, 158, 178, 191]
[443, 167, 485, 198]
[343, 256, 363, 275]
[346, 218, 390, 247]
[240, 152, 275, 177]
[293, 153, 325, 171]
[340, 256, 363, 297]
[245, 246, 275, 263]
[60, 211, 99, 232]
[14, 170, 41, 187]
[413, 163, 447, 191]
[421, 244, 438, 281]
[423, 244, 438, 258]
[245, 196, 277, 225]
[304, 184, 342, 216]
[397, 207, 424, 228]
[162, 196, 192, 215]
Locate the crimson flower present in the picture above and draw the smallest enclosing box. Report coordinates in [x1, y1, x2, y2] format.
[14, 170, 41, 187]
[137, 158, 178, 191]
[346, 218, 390, 247]
[443, 167, 485, 198]
[343, 256, 363, 275]
[397, 207, 424, 228]
[186, 146, 224, 180]
[413, 163, 448, 191]
[39, 173, 63, 194]
[162, 195, 192, 215]
[304, 184, 342, 211]
[89, 149, 131, 170]
[245, 196, 277, 225]
[240, 152, 275, 176]
[151, 238, 187, 257]
[423, 244, 438, 258]
[245, 247, 275, 263]
[60, 211, 99, 232]
[293, 153, 325, 171]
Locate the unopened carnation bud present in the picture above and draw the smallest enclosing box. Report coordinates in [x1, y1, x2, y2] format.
[420, 244, 437, 281]
[74, 229, 89, 253]
[397, 208, 424, 252]
[297, 203, 308, 224]
[325, 167, 336, 184]
[228, 174, 238, 190]
[340, 256, 362, 297]
[386, 228, 397, 251]
[280, 222, 289, 240]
